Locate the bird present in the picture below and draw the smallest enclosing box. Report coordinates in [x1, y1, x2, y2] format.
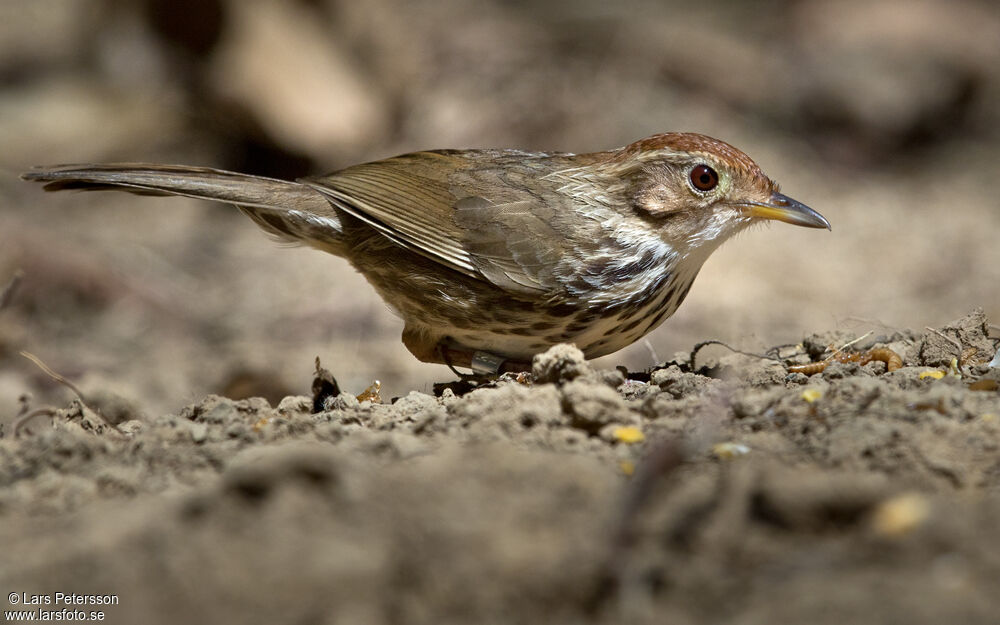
[22, 132, 829, 374]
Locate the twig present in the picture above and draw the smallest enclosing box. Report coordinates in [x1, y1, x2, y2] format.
[924, 327, 962, 356]
[828, 331, 873, 359]
[0, 269, 24, 311]
[15, 354, 124, 436]
[690, 340, 781, 371]
[13, 407, 57, 438]
[642, 339, 659, 366]
[764, 343, 802, 359]
[20, 351, 87, 403]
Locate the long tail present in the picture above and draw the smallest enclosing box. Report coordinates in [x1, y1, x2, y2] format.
[21, 164, 344, 252]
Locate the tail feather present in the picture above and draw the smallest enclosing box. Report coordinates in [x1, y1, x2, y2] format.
[22, 164, 344, 252]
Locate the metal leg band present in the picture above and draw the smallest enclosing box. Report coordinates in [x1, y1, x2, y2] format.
[470, 351, 505, 375]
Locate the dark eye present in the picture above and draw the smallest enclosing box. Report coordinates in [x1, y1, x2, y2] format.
[689, 164, 718, 191]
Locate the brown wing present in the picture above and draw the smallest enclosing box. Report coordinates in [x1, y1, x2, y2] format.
[303, 150, 578, 295]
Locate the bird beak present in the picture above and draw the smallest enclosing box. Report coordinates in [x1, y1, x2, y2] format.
[747, 192, 831, 230]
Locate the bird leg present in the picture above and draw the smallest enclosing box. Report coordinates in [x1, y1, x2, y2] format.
[436, 342, 531, 377]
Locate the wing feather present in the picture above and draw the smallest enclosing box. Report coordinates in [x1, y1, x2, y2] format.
[304, 150, 592, 296]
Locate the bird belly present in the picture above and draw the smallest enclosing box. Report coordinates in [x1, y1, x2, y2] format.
[352, 234, 699, 364]
[409, 269, 697, 363]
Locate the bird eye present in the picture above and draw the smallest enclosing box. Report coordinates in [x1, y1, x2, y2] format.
[689, 164, 718, 192]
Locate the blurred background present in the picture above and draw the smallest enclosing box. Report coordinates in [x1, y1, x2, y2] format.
[1, 0, 998, 415]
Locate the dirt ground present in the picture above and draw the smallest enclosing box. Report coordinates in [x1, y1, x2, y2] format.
[1, 1, 999, 623]
[2, 312, 999, 624]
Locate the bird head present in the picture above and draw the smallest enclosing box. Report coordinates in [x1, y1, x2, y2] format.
[606, 132, 829, 253]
